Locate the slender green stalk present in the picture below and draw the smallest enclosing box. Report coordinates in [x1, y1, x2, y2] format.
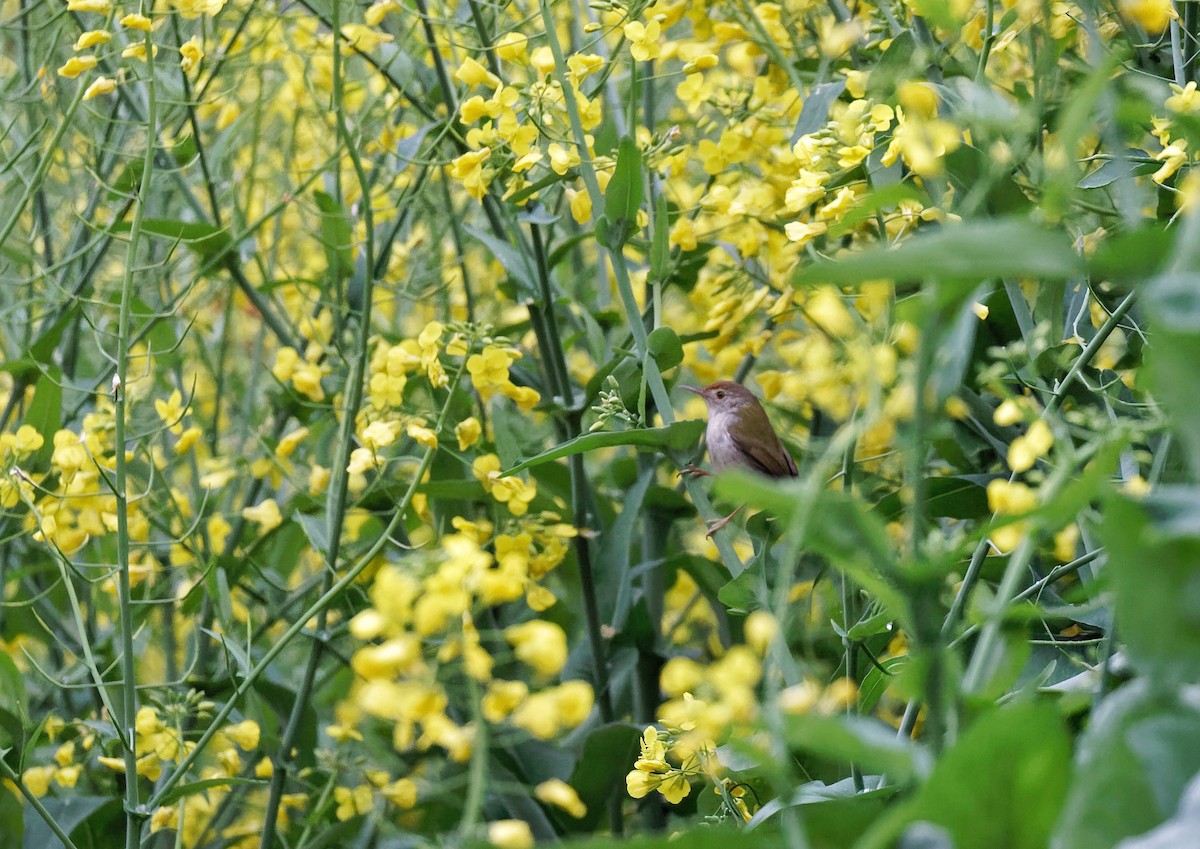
[456, 677, 489, 836]
[905, 300, 950, 752]
[976, 0, 997, 80]
[113, 19, 160, 846]
[839, 435, 863, 792]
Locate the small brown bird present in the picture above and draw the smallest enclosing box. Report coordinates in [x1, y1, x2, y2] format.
[680, 381, 798, 535]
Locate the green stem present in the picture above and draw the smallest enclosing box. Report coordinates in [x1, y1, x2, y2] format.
[114, 20, 159, 846]
[456, 677, 489, 835]
[907, 301, 948, 753]
[839, 436, 863, 792]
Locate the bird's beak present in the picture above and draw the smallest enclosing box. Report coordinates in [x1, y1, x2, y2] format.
[679, 385, 703, 396]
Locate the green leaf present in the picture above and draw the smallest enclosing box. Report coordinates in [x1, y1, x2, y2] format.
[1042, 56, 1120, 216]
[792, 218, 1082, 292]
[866, 30, 917, 100]
[1101, 488, 1200, 684]
[873, 477, 988, 522]
[791, 80, 846, 143]
[22, 369, 61, 469]
[785, 714, 926, 782]
[1117, 774, 1200, 849]
[154, 776, 267, 808]
[294, 511, 330, 557]
[896, 701, 1072, 849]
[313, 190, 353, 282]
[603, 136, 644, 247]
[649, 195, 670, 284]
[464, 225, 538, 299]
[23, 796, 114, 849]
[1087, 223, 1172, 282]
[598, 466, 654, 629]
[646, 326, 683, 372]
[502, 420, 705, 476]
[567, 723, 642, 829]
[0, 654, 26, 750]
[1078, 150, 1156, 189]
[1145, 272, 1200, 475]
[109, 218, 232, 262]
[1055, 680, 1200, 849]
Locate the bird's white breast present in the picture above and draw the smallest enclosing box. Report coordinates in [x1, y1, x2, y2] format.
[706, 410, 743, 471]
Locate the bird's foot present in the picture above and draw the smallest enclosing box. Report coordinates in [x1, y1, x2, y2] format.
[680, 463, 711, 479]
[704, 507, 744, 537]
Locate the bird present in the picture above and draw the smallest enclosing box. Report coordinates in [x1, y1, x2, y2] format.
[679, 381, 798, 535]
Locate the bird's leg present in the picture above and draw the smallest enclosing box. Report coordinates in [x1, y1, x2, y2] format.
[705, 506, 744, 537]
[679, 463, 711, 478]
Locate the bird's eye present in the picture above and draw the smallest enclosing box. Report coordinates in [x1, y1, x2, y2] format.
[716, 390, 725, 399]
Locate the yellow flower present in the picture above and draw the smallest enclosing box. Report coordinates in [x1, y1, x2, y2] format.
[122, 42, 159, 61]
[364, 0, 398, 25]
[535, 779, 587, 818]
[21, 765, 55, 797]
[154, 389, 187, 435]
[626, 767, 658, 799]
[74, 29, 111, 50]
[149, 806, 177, 833]
[779, 679, 822, 714]
[1166, 81, 1200, 114]
[179, 36, 204, 71]
[658, 771, 691, 804]
[624, 20, 662, 62]
[482, 679, 528, 722]
[454, 417, 482, 450]
[552, 680, 593, 727]
[170, 0, 226, 18]
[987, 479, 1038, 515]
[1007, 420, 1054, 473]
[993, 398, 1027, 426]
[488, 820, 534, 849]
[1120, 0, 1173, 32]
[496, 32, 528, 63]
[743, 611, 778, 654]
[334, 784, 373, 821]
[1153, 141, 1187, 184]
[505, 620, 566, 676]
[455, 56, 500, 88]
[57, 55, 97, 79]
[223, 719, 261, 749]
[121, 12, 153, 30]
[449, 147, 492, 201]
[381, 777, 417, 808]
[682, 54, 718, 74]
[466, 344, 515, 401]
[66, 0, 111, 12]
[340, 23, 393, 51]
[407, 422, 438, 449]
[242, 499, 282, 533]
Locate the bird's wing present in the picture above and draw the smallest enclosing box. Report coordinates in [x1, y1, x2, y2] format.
[731, 431, 799, 478]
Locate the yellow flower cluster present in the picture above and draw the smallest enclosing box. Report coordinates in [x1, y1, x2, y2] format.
[342, 514, 588, 760]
